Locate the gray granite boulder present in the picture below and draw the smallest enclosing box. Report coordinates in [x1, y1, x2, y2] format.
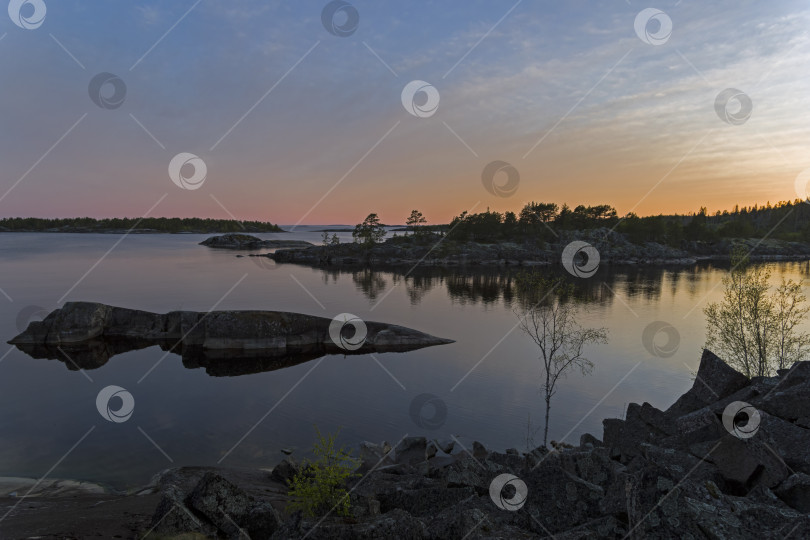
[666, 349, 750, 417]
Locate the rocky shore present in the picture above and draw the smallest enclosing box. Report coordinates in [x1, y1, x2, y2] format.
[3, 350, 809, 538]
[266, 229, 810, 269]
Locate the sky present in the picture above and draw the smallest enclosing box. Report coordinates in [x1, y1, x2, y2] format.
[0, 0, 808, 225]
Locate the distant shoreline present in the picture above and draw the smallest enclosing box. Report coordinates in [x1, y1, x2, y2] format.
[0, 217, 284, 234]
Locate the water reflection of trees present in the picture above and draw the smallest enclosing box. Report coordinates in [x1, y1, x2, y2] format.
[319, 267, 391, 300]
[351, 268, 389, 300]
[306, 262, 726, 308]
[773, 260, 810, 279]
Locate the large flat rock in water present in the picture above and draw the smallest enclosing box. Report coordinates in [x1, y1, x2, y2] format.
[8, 302, 454, 359]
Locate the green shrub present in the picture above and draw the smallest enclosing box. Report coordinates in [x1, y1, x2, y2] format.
[286, 427, 360, 517]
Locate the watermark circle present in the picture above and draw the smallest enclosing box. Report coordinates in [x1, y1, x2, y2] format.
[321, 0, 359, 37]
[489, 473, 528, 511]
[401, 80, 440, 118]
[722, 401, 760, 439]
[409, 393, 448, 430]
[715, 88, 752, 125]
[169, 152, 207, 191]
[561, 241, 600, 278]
[88, 72, 127, 110]
[329, 313, 367, 351]
[634, 8, 672, 46]
[481, 161, 519, 198]
[8, 0, 46, 30]
[15, 305, 49, 333]
[641, 321, 680, 358]
[794, 168, 810, 204]
[96, 385, 135, 423]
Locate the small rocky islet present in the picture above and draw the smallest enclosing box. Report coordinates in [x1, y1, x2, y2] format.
[199, 234, 314, 250]
[2, 350, 810, 538]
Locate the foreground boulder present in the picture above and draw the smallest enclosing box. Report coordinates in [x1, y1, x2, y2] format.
[8, 303, 454, 371]
[150, 469, 283, 539]
[147, 350, 810, 538]
[665, 349, 750, 417]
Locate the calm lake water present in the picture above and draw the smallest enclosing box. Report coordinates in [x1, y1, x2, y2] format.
[1, 230, 809, 490]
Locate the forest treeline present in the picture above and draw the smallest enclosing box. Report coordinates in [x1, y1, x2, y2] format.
[443, 199, 810, 245]
[0, 217, 283, 233]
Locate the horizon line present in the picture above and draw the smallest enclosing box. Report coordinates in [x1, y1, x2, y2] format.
[1, 196, 806, 226]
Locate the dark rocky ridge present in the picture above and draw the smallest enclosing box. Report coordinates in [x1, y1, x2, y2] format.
[267, 228, 810, 269]
[8, 302, 454, 371]
[144, 349, 810, 539]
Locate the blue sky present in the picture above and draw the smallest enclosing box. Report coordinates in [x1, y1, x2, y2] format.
[1, 0, 808, 224]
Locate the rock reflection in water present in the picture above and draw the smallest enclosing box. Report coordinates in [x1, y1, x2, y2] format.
[11, 338, 437, 377]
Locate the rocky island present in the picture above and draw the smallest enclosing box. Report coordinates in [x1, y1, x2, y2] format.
[2, 350, 809, 538]
[200, 234, 313, 250]
[8, 302, 454, 373]
[264, 229, 810, 270]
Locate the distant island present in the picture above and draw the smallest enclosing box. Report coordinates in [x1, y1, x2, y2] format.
[0, 217, 284, 234]
[262, 200, 810, 268]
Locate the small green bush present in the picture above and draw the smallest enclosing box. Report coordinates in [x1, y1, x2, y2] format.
[286, 427, 360, 518]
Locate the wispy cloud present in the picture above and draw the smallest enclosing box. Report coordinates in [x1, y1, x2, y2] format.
[136, 5, 162, 26]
